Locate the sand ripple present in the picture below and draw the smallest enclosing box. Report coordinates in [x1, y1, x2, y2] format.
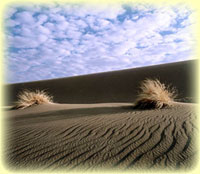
[5, 103, 197, 171]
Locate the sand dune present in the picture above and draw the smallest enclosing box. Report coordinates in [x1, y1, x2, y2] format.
[5, 102, 197, 171]
[5, 60, 197, 106]
[4, 60, 197, 171]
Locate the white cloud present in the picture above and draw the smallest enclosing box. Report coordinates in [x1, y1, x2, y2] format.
[15, 11, 35, 24]
[20, 27, 33, 36]
[37, 34, 48, 43]
[65, 4, 125, 19]
[10, 36, 40, 48]
[4, 7, 17, 19]
[36, 25, 51, 35]
[44, 22, 55, 30]
[56, 21, 69, 30]
[5, 3, 195, 83]
[49, 13, 66, 22]
[5, 19, 19, 27]
[36, 14, 48, 25]
[96, 4, 125, 19]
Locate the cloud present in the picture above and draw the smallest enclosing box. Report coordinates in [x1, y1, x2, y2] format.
[15, 11, 35, 24]
[4, 3, 195, 83]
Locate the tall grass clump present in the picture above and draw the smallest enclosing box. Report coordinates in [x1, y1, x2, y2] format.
[13, 90, 53, 109]
[133, 79, 177, 109]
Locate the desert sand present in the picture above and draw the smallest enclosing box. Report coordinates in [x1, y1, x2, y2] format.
[3, 60, 198, 171]
[5, 60, 196, 105]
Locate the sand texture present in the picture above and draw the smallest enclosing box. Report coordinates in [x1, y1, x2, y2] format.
[5, 60, 196, 106]
[3, 60, 197, 171]
[5, 102, 197, 171]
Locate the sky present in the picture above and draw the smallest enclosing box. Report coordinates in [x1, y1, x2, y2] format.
[4, 3, 196, 83]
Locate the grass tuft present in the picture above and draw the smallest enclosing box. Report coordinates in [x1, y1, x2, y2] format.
[133, 79, 177, 109]
[13, 90, 53, 109]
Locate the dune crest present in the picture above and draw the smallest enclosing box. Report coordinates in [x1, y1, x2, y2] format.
[4, 60, 197, 171]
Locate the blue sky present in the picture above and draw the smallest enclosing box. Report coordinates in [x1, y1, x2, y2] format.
[4, 3, 195, 83]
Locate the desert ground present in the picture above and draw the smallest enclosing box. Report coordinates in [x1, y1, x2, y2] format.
[3, 60, 198, 171]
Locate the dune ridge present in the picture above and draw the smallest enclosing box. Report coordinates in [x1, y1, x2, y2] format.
[5, 60, 196, 106]
[4, 60, 197, 171]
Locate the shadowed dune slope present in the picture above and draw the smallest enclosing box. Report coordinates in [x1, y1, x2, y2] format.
[4, 60, 198, 171]
[5, 60, 197, 105]
[5, 102, 197, 170]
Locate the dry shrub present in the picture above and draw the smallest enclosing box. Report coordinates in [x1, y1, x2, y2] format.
[134, 79, 177, 109]
[13, 90, 53, 109]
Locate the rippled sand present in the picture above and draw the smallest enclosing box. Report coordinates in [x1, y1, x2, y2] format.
[4, 60, 197, 171]
[5, 102, 197, 171]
